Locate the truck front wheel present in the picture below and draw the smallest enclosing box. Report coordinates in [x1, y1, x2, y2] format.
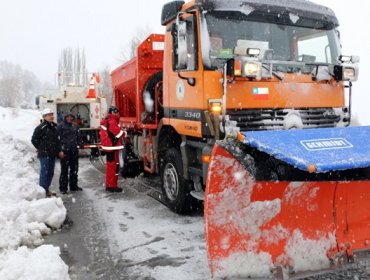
[161, 148, 192, 214]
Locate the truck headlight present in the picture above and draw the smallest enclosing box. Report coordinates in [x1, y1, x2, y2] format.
[244, 62, 261, 79]
[230, 59, 262, 80]
[343, 67, 356, 81]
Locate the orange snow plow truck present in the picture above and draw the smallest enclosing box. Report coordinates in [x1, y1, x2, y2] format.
[111, 0, 370, 278]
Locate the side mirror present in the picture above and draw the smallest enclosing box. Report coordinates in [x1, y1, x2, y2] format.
[176, 15, 188, 70]
[161, 1, 185, 26]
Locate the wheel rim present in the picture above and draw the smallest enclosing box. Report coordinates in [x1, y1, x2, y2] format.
[163, 162, 179, 201]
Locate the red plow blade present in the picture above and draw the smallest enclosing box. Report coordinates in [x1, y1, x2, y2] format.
[205, 142, 370, 279]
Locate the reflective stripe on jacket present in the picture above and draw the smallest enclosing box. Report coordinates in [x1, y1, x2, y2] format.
[99, 113, 124, 151]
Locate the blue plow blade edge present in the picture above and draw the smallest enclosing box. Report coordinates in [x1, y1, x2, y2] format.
[240, 126, 370, 173]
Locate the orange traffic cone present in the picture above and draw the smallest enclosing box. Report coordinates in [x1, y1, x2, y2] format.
[86, 77, 97, 99]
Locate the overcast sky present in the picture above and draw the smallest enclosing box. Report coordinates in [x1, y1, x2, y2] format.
[0, 0, 168, 83]
[0, 0, 369, 124]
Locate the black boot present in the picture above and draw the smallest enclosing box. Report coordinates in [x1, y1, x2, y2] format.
[70, 186, 83, 192]
[106, 187, 123, 193]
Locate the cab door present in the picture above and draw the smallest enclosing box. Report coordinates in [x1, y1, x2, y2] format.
[166, 11, 204, 138]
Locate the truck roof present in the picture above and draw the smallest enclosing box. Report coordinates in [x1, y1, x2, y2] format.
[198, 0, 338, 29]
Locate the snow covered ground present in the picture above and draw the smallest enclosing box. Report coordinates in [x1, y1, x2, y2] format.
[0, 107, 69, 279]
[0, 107, 209, 280]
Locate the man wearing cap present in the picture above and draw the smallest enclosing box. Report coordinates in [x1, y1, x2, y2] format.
[57, 112, 84, 194]
[100, 106, 125, 192]
[31, 108, 63, 197]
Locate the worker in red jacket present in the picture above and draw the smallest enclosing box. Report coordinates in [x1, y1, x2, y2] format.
[100, 106, 125, 192]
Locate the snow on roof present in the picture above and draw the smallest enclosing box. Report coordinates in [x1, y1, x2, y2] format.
[198, 0, 338, 27]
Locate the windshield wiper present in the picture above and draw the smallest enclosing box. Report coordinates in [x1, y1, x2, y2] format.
[262, 64, 284, 81]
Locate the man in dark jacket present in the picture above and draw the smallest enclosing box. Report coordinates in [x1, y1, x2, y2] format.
[31, 108, 63, 197]
[57, 112, 84, 194]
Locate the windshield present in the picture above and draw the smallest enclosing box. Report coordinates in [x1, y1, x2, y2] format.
[202, 11, 341, 70]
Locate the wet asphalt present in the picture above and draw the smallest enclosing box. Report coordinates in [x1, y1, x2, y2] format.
[47, 193, 119, 279]
[45, 159, 133, 280]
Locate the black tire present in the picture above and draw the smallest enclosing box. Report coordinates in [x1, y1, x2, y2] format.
[160, 148, 193, 214]
[141, 71, 163, 123]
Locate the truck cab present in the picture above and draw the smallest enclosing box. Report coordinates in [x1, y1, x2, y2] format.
[162, 0, 358, 134]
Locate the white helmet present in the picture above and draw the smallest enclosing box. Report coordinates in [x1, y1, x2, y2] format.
[41, 108, 53, 116]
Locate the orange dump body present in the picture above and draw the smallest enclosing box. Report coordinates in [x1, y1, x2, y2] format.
[111, 34, 164, 129]
[205, 142, 370, 278]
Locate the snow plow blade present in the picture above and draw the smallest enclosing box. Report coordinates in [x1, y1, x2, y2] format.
[205, 126, 370, 279]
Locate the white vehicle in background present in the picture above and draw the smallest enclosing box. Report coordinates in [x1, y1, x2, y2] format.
[37, 72, 107, 156]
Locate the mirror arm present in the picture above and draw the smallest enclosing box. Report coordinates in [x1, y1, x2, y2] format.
[177, 72, 196, 86]
[174, 10, 197, 87]
[345, 81, 352, 127]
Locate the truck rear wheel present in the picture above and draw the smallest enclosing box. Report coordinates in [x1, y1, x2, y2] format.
[160, 148, 192, 214]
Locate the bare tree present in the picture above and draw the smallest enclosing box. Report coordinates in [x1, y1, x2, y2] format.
[21, 70, 40, 107]
[97, 67, 113, 106]
[58, 47, 87, 87]
[81, 49, 87, 86]
[119, 26, 152, 62]
[74, 48, 81, 85]
[0, 61, 41, 108]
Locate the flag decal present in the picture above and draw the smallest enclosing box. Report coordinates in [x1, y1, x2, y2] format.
[252, 87, 269, 100]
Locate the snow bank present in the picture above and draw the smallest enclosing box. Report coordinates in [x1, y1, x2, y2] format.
[0, 246, 69, 280]
[0, 107, 69, 280]
[27, 197, 66, 229]
[0, 107, 41, 143]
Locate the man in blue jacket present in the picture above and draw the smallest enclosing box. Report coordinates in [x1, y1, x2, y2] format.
[31, 108, 63, 197]
[57, 112, 84, 194]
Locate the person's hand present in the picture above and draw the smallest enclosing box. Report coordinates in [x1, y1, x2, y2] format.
[122, 130, 127, 138]
[58, 151, 65, 159]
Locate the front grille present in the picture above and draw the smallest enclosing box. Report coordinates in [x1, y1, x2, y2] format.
[227, 108, 349, 131]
